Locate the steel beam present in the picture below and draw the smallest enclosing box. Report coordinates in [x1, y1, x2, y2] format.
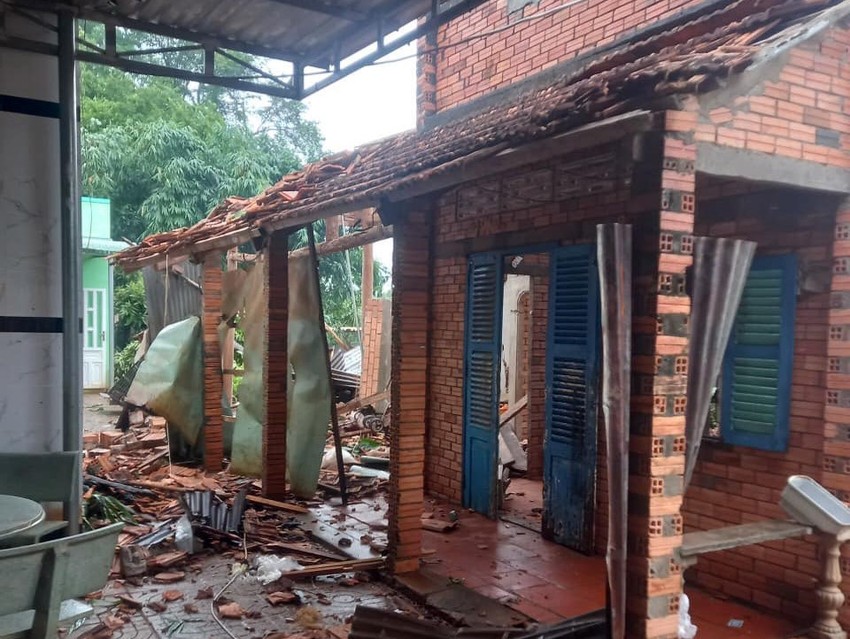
[58, 8, 82, 534]
[75, 50, 299, 99]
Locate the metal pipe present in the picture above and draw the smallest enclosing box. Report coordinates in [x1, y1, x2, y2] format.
[59, 9, 82, 534]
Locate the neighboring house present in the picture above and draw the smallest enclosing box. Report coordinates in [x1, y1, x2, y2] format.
[81, 196, 126, 390]
[114, 0, 850, 637]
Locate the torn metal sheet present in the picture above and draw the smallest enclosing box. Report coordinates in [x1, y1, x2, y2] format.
[683, 237, 755, 489]
[596, 223, 632, 639]
[287, 252, 333, 498]
[230, 257, 268, 476]
[180, 487, 249, 533]
[125, 316, 203, 446]
[142, 262, 202, 341]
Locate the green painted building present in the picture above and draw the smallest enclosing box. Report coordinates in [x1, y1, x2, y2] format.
[81, 197, 127, 389]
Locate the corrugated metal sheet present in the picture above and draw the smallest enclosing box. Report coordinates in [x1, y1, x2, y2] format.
[142, 262, 203, 341]
[82, 237, 129, 254]
[683, 237, 756, 489]
[596, 223, 632, 639]
[59, 0, 444, 67]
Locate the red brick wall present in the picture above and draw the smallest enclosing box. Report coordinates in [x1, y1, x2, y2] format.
[692, 27, 850, 168]
[682, 184, 836, 623]
[425, 145, 643, 545]
[432, 0, 706, 113]
[360, 297, 384, 398]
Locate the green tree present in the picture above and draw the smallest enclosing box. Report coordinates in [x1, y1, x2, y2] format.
[79, 27, 387, 363]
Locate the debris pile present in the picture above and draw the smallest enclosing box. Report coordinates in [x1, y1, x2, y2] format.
[81, 409, 388, 589]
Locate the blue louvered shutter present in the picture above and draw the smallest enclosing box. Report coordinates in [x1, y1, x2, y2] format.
[543, 244, 599, 551]
[463, 253, 503, 516]
[721, 254, 797, 452]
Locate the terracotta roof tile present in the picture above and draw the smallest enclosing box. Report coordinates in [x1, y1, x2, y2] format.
[114, 0, 840, 268]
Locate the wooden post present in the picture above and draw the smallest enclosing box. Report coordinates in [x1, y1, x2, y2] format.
[362, 241, 374, 318]
[202, 253, 224, 472]
[263, 232, 288, 499]
[222, 249, 237, 409]
[810, 533, 847, 639]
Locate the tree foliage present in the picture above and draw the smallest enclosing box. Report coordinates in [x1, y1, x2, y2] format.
[79, 28, 388, 358]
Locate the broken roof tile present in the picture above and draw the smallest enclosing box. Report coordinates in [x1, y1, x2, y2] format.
[113, 0, 842, 269]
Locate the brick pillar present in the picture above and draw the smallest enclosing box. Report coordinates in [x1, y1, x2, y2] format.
[626, 113, 695, 638]
[202, 253, 224, 472]
[416, 27, 437, 127]
[263, 232, 288, 498]
[825, 200, 850, 628]
[388, 207, 431, 573]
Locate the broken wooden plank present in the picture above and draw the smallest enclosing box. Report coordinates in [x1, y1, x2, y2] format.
[261, 541, 348, 562]
[282, 557, 383, 579]
[499, 395, 527, 426]
[245, 494, 309, 514]
[336, 390, 390, 416]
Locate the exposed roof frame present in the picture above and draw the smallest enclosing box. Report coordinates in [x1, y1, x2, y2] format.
[1, 0, 488, 99]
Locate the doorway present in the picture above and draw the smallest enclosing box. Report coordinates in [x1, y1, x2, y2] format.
[462, 245, 600, 553]
[83, 288, 107, 389]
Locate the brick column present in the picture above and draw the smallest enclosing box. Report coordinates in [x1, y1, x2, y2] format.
[416, 28, 437, 127]
[626, 113, 695, 638]
[388, 207, 431, 573]
[825, 199, 850, 628]
[263, 232, 288, 498]
[202, 253, 224, 472]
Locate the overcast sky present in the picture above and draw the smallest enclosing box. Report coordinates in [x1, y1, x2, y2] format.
[302, 43, 417, 269]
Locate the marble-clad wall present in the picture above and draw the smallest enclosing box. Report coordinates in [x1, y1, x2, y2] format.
[0, 10, 64, 451]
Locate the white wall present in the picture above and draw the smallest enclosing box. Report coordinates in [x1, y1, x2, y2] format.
[500, 274, 529, 403]
[0, 10, 64, 451]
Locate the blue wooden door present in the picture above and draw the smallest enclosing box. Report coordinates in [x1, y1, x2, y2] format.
[462, 253, 504, 516]
[543, 244, 600, 552]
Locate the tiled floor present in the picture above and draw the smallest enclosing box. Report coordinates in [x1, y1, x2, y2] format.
[423, 498, 806, 637]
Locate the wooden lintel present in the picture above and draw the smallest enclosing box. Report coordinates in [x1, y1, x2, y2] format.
[290, 224, 393, 259]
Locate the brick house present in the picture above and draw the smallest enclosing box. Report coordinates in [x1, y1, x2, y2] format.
[114, 0, 850, 636]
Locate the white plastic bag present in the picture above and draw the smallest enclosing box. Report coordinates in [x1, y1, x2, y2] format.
[255, 555, 303, 585]
[678, 593, 698, 639]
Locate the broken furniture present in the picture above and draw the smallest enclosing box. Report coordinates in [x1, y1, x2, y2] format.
[781, 475, 850, 639]
[680, 475, 850, 639]
[0, 522, 123, 639]
[0, 495, 44, 541]
[0, 452, 80, 546]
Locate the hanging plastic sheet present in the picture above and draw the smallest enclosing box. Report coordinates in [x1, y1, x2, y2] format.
[683, 237, 755, 489]
[596, 223, 632, 639]
[125, 316, 203, 445]
[230, 257, 268, 476]
[286, 253, 332, 498]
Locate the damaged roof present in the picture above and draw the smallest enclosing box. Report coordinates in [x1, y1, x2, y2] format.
[113, 0, 845, 270]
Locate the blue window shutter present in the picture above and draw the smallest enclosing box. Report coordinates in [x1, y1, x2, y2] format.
[721, 254, 797, 452]
[462, 252, 503, 515]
